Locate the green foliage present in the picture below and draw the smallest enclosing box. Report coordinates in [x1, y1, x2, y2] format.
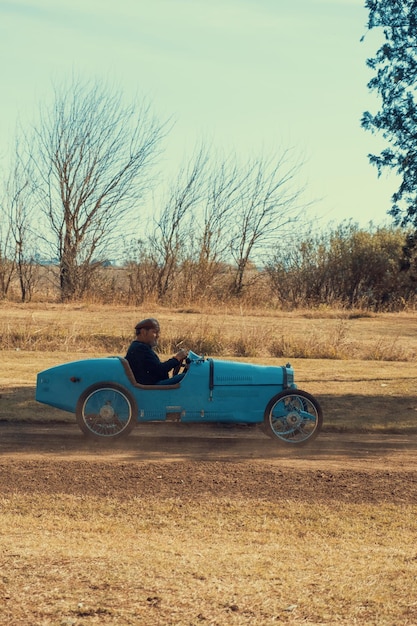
[2, 222, 416, 312]
[362, 0, 417, 226]
[265, 222, 414, 311]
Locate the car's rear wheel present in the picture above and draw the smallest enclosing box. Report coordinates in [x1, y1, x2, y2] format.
[76, 383, 137, 440]
[264, 389, 322, 445]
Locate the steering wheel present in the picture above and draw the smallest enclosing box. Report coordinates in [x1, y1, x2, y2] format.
[172, 359, 184, 377]
[172, 356, 190, 377]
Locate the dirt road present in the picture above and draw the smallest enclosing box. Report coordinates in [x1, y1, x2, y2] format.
[1, 422, 416, 504]
[1, 421, 417, 467]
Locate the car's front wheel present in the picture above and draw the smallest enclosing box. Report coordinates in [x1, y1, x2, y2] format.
[76, 383, 137, 440]
[264, 389, 322, 445]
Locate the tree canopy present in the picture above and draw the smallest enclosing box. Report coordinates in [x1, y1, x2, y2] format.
[25, 79, 167, 302]
[362, 0, 417, 227]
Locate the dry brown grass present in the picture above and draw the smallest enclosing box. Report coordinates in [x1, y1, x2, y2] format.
[2, 305, 417, 624]
[1, 493, 417, 625]
[1, 302, 417, 361]
[1, 303, 417, 431]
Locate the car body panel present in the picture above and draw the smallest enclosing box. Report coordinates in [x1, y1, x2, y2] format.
[36, 351, 296, 424]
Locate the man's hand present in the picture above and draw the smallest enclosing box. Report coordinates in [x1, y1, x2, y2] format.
[174, 348, 188, 362]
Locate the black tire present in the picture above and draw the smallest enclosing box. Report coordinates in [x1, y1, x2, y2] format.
[75, 382, 137, 440]
[264, 389, 322, 445]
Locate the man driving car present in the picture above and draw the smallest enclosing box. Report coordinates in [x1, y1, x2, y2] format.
[125, 318, 188, 385]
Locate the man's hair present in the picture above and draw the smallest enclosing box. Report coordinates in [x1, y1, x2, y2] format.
[135, 318, 160, 334]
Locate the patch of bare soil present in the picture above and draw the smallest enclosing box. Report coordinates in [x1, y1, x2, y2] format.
[1, 422, 417, 505]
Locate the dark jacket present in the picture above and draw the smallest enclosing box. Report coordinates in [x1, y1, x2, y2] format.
[125, 340, 179, 384]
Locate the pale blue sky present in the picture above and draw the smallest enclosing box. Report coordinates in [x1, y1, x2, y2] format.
[0, 0, 398, 228]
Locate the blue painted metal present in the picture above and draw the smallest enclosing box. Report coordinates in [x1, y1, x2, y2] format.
[36, 350, 296, 425]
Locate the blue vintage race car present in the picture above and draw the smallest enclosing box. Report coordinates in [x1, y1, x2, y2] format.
[36, 351, 322, 445]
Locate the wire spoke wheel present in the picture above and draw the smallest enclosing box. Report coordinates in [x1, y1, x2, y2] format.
[76, 383, 137, 440]
[264, 389, 322, 445]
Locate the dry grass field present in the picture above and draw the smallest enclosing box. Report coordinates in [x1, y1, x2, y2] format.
[2, 302, 417, 431]
[1, 303, 417, 625]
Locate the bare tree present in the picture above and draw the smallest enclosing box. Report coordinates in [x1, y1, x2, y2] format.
[141, 146, 307, 303]
[124, 238, 159, 305]
[26, 79, 167, 301]
[5, 147, 40, 302]
[227, 151, 307, 296]
[0, 141, 35, 301]
[148, 146, 209, 300]
[190, 157, 241, 295]
[0, 199, 15, 299]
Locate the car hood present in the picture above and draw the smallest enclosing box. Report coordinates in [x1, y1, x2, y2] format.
[211, 359, 293, 387]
